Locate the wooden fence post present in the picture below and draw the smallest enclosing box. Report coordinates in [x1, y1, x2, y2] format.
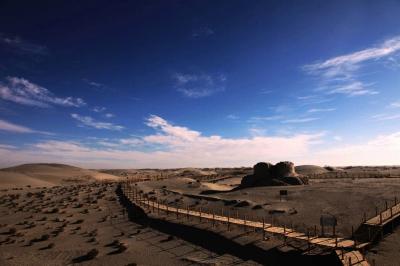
[227, 211, 230, 231]
[199, 207, 202, 222]
[262, 217, 265, 240]
[212, 210, 215, 227]
[351, 226, 354, 239]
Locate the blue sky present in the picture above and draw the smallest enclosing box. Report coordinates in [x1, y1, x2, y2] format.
[1, 0, 400, 168]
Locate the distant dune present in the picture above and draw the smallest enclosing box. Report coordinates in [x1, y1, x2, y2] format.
[0, 163, 120, 188]
[295, 165, 329, 175]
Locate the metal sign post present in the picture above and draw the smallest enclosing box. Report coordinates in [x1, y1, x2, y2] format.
[279, 190, 288, 201]
[320, 214, 337, 237]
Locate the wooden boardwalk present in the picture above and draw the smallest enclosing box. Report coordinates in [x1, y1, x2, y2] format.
[121, 183, 370, 266]
[365, 200, 400, 226]
[335, 250, 370, 266]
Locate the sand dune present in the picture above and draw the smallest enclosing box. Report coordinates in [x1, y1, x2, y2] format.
[295, 165, 329, 175]
[0, 163, 120, 188]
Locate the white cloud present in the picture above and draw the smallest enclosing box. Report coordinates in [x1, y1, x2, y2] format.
[83, 79, 103, 88]
[390, 101, 400, 108]
[0, 33, 47, 55]
[248, 115, 283, 122]
[71, 114, 124, 131]
[307, 108, 336, 113]
[327, 81, 378, 96]
[304, 36, 400, 96]
[306, 36, 400, 72]
[91, 106, 114, 118]
[333, 136, 343, 142]
[0, 144, 16, 149]
[145, 115, 201, 143]
[260, 89, 273, 94]
[97, 141, 122, 148]
[173, 72, 226, 98]
[0, 115, 322, 168]
[372, 113, 400, 121]
[248, 127, 267, 137]
[282, 117, 319, 123]
[1, 115, 400, 168]
[227, 114, 239, 120]
[119, 138, 143, 146]
[192, 27, 214, 38]
[297, 95, 333, 106]
[310, 132, 400, 166]
[93, 106, 106, 112]
[0, 119, 52, 135]
[0, 77, 86, 107]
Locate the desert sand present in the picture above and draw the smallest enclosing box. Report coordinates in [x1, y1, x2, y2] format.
[1, 163, 400, 265]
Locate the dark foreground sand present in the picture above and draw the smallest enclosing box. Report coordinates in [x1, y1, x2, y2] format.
[0, 182, 261, 266]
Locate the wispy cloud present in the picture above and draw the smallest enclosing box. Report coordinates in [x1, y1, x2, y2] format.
[0, 77, 86, 108]
[192, 27, 214, 38]
[282, 117, 319, 123]
[304, 36, 400, 96]
[0, 33, 47, 55]
[260, 89, 273, 94]
[0, 144, 16, 149]
[227, 114, 239, 120]
[0, 119, 52, 135]
[83, 78, 104, 88]
[71, 114, 124, 130]
[173, 72, 226, 98]
[93, 106, 106, 112]
[326, 81, 378, 96]
[92, 106, 115, 118]
[248, 127, 267, 137]
[248, 115, 283, 122]
[307, 108, 336, 113]
[333, 136, 343, 142]
[390, 101, 400, 108]
[372, 113, 400, 121]
[270, 105, 292, 113]
[297, 94, 333, 106]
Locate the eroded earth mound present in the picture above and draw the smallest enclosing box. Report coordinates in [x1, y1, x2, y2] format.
[240, 161, 308, 188]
